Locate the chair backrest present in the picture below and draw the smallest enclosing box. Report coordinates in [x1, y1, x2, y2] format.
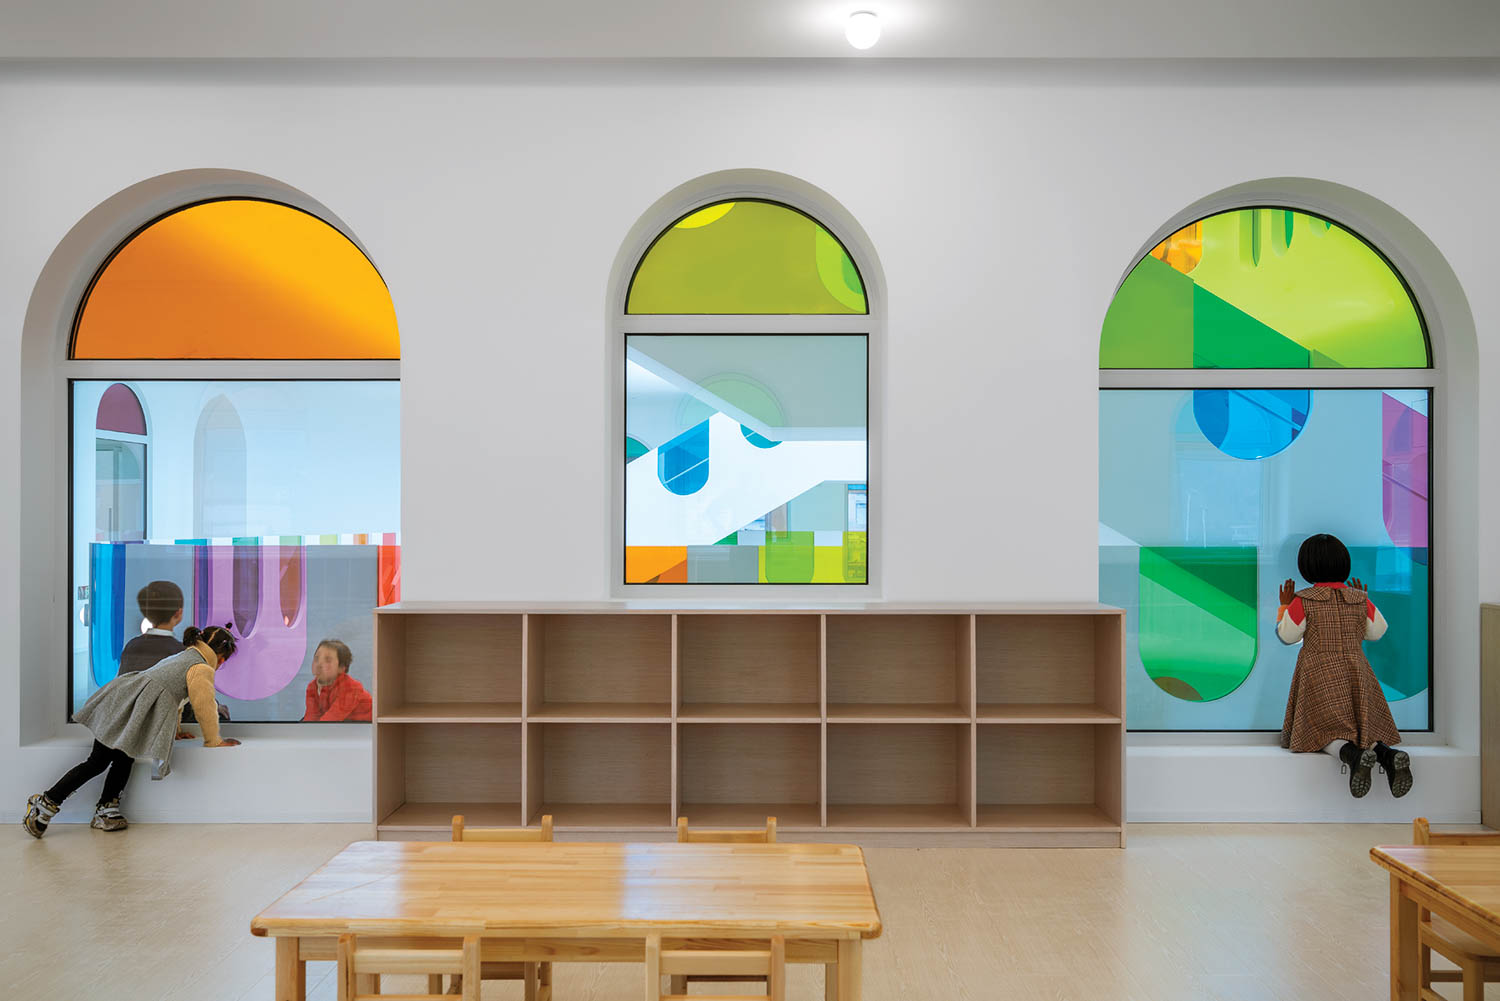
[1413, 816, 1500, 846]
[337, 931, 481, 1001]
[645, 933, 785, 1001]
[452, 814, 553, 842]
[676, 815, 777, 844]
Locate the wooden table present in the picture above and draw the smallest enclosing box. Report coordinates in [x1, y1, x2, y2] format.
[251, 840, 882, 1001]
[1371, 845, 1500, 1000]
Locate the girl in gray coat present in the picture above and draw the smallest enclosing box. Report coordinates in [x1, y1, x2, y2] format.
[22, 625, 241, 837]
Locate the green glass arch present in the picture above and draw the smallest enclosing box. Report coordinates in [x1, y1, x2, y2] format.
[626, 199, 868, 315]
[1100, 207, 1430, 369]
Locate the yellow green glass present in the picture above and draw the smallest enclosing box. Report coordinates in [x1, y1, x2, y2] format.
[1100, 208, 1428, 369]
[627, 200, 867, 315]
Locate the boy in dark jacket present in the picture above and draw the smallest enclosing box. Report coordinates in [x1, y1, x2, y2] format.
[118, 581, 229, 725]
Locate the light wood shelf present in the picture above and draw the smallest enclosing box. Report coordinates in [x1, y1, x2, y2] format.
[825, 614, 973, 714]
[373, 605, 1124, 845]
[678, 723, 821, 825]
[526, 702, 672, 722]
[678, 702, 821, 722]
[380, 801, 522, 830]
[827, 702, 970, 722]
[975, 803, 1120, 832]
[977, 703, 1121, 724]
[531, 802, 673, 829]
[676, 613, 820, 712]
[825, 804, 974, 830]
[377, 702, 523, 723]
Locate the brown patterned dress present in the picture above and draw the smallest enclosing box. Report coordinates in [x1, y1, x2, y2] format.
[1279, 586, 1401, 752]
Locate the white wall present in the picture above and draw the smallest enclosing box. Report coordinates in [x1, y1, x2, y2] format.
[0, 60, 1495, 824]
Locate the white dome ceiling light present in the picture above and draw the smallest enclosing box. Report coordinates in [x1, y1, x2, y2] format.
[845, 10, 881, 50]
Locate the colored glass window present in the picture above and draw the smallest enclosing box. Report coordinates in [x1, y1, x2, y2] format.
[1099, 389, 1430, 730]
[1100, 208, 1428, 369]
[625, 335, 868, 584]
[72, 199, 399, 360]
[71, 380, 399, 720]
[626, 200, 867, 315]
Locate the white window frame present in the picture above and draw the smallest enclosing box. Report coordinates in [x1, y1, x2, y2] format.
[58, 194, 399, 724]
[608, 173, 884, 598]
[1101, 200, 1439, 738]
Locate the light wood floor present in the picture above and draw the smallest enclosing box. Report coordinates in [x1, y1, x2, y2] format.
[2, 821, 1481, 1000]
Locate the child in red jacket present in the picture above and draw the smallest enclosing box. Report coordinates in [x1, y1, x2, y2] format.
[302, 639, 373, 722]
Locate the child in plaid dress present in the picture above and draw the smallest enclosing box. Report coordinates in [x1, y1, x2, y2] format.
[1277, 534, 1412, 799]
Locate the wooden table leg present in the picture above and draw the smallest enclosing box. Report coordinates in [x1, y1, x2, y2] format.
[275, 937, 306, 1001]
[1391, 875, 1418, 1001]
[825, 961, 838, 1001]
[836, 940, 862, 1001]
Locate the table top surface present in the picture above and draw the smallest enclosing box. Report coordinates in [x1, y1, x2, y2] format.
[251, 841, 882, 940]
[1372, 845, 1500, 939]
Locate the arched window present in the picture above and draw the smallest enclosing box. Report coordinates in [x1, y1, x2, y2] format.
[70, 197, 400, 718]
[94, 383, 148, 544]
[622, 197, 871, 585]
[1099, 206, 1432, 730]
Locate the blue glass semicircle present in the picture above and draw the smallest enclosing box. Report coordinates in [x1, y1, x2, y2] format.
[659, 420, 710, 496]
[741, 425, 781, 449]
[1193, 388, 1312, 460]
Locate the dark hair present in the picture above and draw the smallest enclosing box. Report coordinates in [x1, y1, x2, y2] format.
[316, 639, 353, 673]
[183, 624, 237, 662]
[137, 580, 184, 627]
[1297, 533, 1352, 585]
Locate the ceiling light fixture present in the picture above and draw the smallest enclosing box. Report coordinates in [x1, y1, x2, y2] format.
[846, 10, 880, 50]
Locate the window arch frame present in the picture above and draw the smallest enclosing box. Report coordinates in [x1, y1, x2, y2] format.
[608, 171, 885, 596]
[1101, 197, 1439, 735]
[58, 182, 402, 725]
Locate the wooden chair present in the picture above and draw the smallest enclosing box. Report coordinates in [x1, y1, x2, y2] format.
[337, 931, 480, 1001]
[452, 812, 553, 842]
[646, 933, 785, 1001]
[1412, 817, 1500, 1000]
[445, 814, 554, 1001]
[676, 815, 777, 844]
[670, 816, 777, 994]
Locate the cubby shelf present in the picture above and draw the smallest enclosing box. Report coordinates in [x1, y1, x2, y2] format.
[377, 702, 524, 723]
[976, 703, 1121, 724]
[827, 703, 970, 722]
[374, 604, 1125, 846]
[677, 703, 821, 723]
[527, 702, 672, 722]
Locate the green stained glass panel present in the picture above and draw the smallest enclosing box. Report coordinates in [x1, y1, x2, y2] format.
[1137, 547, 1259, 703]
[1101, 208, 1428, 369]
[627, 200, 867, 315]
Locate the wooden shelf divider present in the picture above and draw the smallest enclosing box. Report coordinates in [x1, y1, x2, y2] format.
[374, 604, 1124, 846]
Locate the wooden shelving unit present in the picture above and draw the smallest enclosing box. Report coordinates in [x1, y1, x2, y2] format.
[373, 604, 1125, 846]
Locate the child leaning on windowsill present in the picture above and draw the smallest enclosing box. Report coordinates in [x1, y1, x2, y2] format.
[119, 579, 230, 726]
[1277, 533, 1413, 800]
[302, 639, 372, 722]
[22, 625, 242, 838]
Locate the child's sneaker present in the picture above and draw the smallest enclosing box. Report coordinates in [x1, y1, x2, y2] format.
[23, 792, 59, 838]
[91, 799, 128, 832]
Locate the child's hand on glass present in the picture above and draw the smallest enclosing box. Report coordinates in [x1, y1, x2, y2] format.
[1279, 579, 1297, 606]
[175, 729, 194, 740]
[1349, 577, 1366, 592]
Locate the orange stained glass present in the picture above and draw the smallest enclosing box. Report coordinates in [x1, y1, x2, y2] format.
[72, 199, 399, 359]
[1150, 221, 1203, 275]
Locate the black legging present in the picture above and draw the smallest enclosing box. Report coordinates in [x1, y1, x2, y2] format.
[46, 740, 135, 806]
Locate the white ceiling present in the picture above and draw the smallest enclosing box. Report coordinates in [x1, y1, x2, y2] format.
[1, 0, 1498, 59]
